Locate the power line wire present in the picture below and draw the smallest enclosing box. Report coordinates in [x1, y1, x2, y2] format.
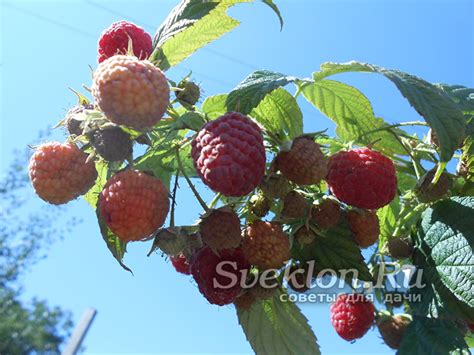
[83, 0, 259, 71]
[2, 2, 235, 89]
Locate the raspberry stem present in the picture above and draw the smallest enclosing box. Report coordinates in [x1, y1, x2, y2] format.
[170, 171, 179, 227]
[175, 146, 209, 212]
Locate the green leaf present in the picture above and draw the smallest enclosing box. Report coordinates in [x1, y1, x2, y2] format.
[96, 204, 132, 273]
[435, 84, 474, 112]
[251, 88, 303, 140]
[201, 94, 228, 119]
[312, 61, 467, 162]
[83, 160, 108, 208]
[237, 290, 320, 355]
[398, 316, 470, 355]
[292, 226, 373, 282]
[262, 0, 283, 29]
[418, 196, 474, 307]
[301, 79, 405, 155]
[226, 70, 295, 115]
[151, 0, 282, 71]
[377, 196, 400, 249]
[460, 132, 474, 196]
[170, 111, 206, 131]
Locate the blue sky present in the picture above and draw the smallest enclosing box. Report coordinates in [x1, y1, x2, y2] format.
[1, 0, 473, 354]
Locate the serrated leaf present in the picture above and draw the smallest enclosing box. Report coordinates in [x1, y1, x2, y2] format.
[226, 70, 295, 115]
[237, 289, 320, 355]
[413, 196, 474, 322]
[436, 84, 474, 112]
[377, 196, 400, 249]
[312, 61, 467, 162]
[151, 0, 282, 71]
[301, 79, 405, 155]
[398, 316, 470, 355]
[171, 111, 206, 131]
[460, 132, 474, 196]
[83, 160, 108, 208]
[96, 204, 132, 273]
[292, 226, 373, 282]
[201, 94, 228, 119]
[251, 88, 303, 140]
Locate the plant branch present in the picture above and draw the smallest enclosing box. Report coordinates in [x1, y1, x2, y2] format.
[175, 146, 209, 212]
[170, 171, 179, 227]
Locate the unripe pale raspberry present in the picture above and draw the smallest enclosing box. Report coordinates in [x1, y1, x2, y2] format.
[92, 55, 169, 130]
[281, 191, 309, 219]
[29, 142, 97, 205]
[347, 209, 380, 248]
[99, 170, 169, 242]
[311, 199, 341, 230]
[415, 169, 452, 203]
[98, 21, 152, 63]
[249, 193, 271, 218]
[170, 254, 191, 275]
[199, 207, 242, 251]
[176, 79, 201, 107]
[327, 148, 397, 209]
[330, 293, 375, 341]
[88, 126, 133, 162]
[377, 315, 411, 350]
[190, 246, 250, 306]
[242, 221, 290, 270]
[276, 137, 328, 185]
[260, 174, 291, 199]
[65, 104, 94, 136]
[294, 226, 316, 246]
[191, 112, 266, 197]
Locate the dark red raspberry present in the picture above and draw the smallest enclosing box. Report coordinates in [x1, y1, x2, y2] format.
[276, 136, 328, 185]
[415, 169, 452, 203]
[190, 246, 250, 306]
[377, 315, 411, 350]
[99, 170, 169, 242]
[326, 148, 397, 209]
[191, 112, 266, 197]
[199, 207, 242, 251]
[98, 21, 152, 63]
[170, 254, 191, 275]
[311, 199, 341, 230]
[88, 125, 133, 162]
[469, 323, 474, 333]
[330, 293, 375, 341]
[281, 191, 309, 219]
[242, 221, 290, 270]
[29, 142, 97, 205]
[387, 237, 413, 259]
[347, 209, 380, 248]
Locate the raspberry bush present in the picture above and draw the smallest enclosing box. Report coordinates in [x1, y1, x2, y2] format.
[30, 1, 474, 354]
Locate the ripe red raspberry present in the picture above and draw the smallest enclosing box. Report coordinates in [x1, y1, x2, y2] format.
[347, 210, 380, 248]
[377, 315, 411, 350]
[242, 221, 290, 270]
[199, 207, 242, 251]
[98, 21, 152, 63]
[170, 254, 191, 275]
[92, 55, 169, 131]
[330, 293, 375, 341]
[276, 137, 328, 185]
[99, 170, 169, 242]
[281, 191, 309, 219]
[190, 246, 250, 306]
[311, 199, 341, 230]
[415, 169, 452, 203]
[191, 112, 266, 197]
[29, 142, 97, 205]
[326, 148, 397, 209]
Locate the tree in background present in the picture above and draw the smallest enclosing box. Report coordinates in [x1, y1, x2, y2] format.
[0, 131, 74, 354]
